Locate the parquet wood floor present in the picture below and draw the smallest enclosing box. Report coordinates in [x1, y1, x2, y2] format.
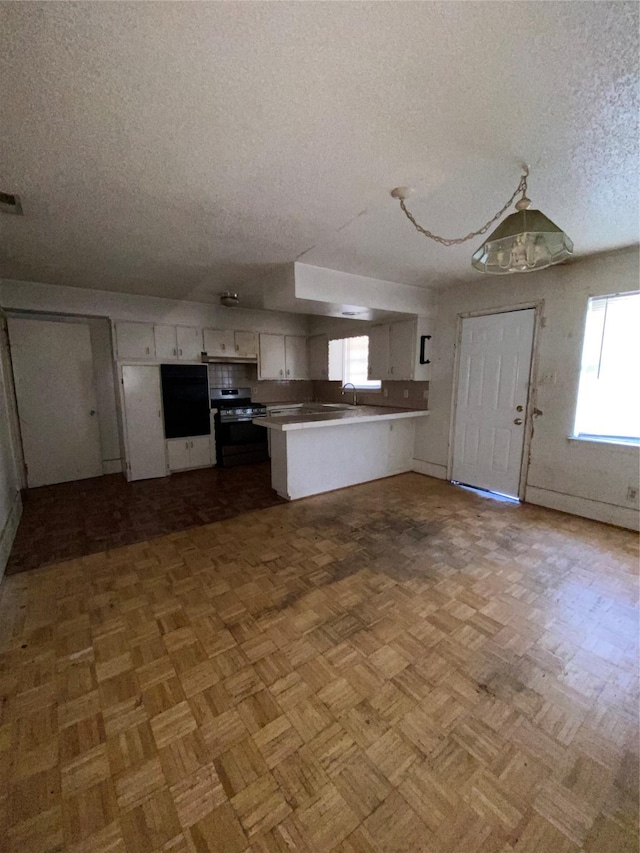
[6, 463, 284, 575]
[0, 473, 637, 853]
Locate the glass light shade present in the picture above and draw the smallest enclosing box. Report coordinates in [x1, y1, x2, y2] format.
[471, 209, 573, 274]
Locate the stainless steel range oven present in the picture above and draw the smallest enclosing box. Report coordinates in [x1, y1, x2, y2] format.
[211, 387, 268, 467]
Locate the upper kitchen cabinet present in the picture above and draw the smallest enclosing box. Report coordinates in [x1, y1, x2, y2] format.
[258, 333, 286, 379]
[308, 334, 329, 380]
[203, 328, 235, 357]
[389, 319, 416, 380]
[176, 326, 203, 361]
[154, 324, 178, 359]
[234, 331, 258, 358]
[367, 324, 390, 381]
[258, 334, 309, 380]
[368, 318, 433, 381]
[115, 321, 156, 360]
[284, 336, 309, 379]
[155, 325, 203, 361]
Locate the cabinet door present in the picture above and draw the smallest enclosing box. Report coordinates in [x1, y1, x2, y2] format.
[367, 324, 390, 380]
[176, 326, 203, 361]
[308, 335, 329, 380]
[116, 322, 155, 360]
[166, 438, 191, 471]
[154, 324, 178, 360]
[203, 329, 235, 357]
[234, 331, 258, 358]
[285, 336, 309, 379]
[188, 436, 212, 468]
[122, 365, 166, 480]
[259, 334, 286, 380]
[389, 320, 416, 380]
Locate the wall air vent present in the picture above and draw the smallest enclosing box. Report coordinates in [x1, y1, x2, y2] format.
[0, 192, 23, 215]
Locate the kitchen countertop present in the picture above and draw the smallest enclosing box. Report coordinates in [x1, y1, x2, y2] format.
[255, 405, 429, 431]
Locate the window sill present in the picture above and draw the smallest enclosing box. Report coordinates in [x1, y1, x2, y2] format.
[567, 435, 640, 449]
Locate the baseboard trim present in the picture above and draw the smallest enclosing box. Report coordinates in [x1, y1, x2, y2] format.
[102, 459, 122, 475]
[525, 486, 639, 531]
[0, 490, 22, 582]
[411, 459, 448, 480]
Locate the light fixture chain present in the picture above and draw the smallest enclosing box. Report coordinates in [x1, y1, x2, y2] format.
[398, 172, 528, 246]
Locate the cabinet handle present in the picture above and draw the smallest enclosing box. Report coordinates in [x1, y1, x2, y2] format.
[235, 344, 239, 352]
[279, 369, 283, 376]
[222, 343, 225, 350]
[190, 441, 194, 448]
[286, 369, 290, 376]
[390, 366, 394, 374]
[173, 348, 177, 356]
[145, 347, 150, 355]
[185, 442, 189, 450]
[179, 348, 183, 356]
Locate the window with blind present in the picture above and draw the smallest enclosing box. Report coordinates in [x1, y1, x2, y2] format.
[573, 291, 640, 445]
[328, 336, 381, 390]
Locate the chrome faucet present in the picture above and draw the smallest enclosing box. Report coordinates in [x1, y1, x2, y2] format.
[342, 382, 358, 406]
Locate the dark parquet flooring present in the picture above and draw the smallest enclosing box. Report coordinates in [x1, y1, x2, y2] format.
[6, 463, 284, 575]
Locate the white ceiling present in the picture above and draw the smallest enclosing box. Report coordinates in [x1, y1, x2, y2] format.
[1, 2, 638, 310]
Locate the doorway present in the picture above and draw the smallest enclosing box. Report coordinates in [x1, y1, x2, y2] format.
[8, 317, 103, 487]
[450, 308, 536, 499]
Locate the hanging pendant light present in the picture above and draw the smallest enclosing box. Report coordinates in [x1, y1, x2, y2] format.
[392, 167, 573, 274]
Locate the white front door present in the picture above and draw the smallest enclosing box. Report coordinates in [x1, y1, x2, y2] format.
[451, 309, 535, 498]
[9, 318, 103, 487]
[122, 365, 167, 480]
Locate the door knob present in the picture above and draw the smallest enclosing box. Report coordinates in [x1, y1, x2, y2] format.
[516, 405, 524, 412]
[90, 410, 96, 416]
[513, 418, 523, 425]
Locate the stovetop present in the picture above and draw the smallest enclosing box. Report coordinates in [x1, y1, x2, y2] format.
[210, 387, 267, 421]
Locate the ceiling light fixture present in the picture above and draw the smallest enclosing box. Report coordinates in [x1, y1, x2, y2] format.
[391, 167, 573, 274]
[219, 291, 239, 307]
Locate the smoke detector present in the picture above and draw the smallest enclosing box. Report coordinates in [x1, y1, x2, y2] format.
[219, 291, 239, 308]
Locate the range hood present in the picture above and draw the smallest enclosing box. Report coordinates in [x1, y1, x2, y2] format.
[200, 353, 257, 364]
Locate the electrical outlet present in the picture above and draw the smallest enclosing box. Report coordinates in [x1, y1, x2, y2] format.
[403, 389, 409, 399]
[625, 486, 639, 503]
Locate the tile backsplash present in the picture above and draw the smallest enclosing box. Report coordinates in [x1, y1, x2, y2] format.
[253, 381, 313, 403]
[208, 363, 257, 390]
[207, 362, 428, 409]
[313, 380, 429, 409]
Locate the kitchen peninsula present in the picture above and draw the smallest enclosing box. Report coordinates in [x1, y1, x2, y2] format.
[257, 405, 429, 500]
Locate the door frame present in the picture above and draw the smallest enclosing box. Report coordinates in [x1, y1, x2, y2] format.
[446, 300, 544, 501]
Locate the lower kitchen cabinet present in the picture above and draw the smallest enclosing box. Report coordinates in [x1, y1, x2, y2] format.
[166, 435, 212, 472]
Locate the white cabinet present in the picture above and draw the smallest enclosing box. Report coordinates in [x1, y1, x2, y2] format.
[368, 318, 433, 381]
[259, 334, 309, 380]
[389, 320, 415, 380]
[308, 335, 329, 380]
[154, 324, 178, 359]
[121, 365, 167, 480]
[259, 334, 287, 379]
[118, 322, 202, 362]
[176, 326, 203, 361]
[116, 322, 155, 360]
[234, 331, 258, 358]
[166, 435, 212, 471]
[368, 324, 390, 380]
[284, 336, 309, 379]
[203, 329, 235, 357]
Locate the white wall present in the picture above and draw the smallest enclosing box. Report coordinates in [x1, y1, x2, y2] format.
[0, 279, 310, 335]
[414, 247, 640, 530]
[0, 317, 21, 581]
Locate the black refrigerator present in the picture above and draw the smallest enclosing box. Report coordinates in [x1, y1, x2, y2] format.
[160, 365, 210, 439]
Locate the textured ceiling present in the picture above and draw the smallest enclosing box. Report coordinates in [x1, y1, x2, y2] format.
[1, 2, 638, 308]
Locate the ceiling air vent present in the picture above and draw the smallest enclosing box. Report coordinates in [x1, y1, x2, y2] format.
[0, 192, 23, 215]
